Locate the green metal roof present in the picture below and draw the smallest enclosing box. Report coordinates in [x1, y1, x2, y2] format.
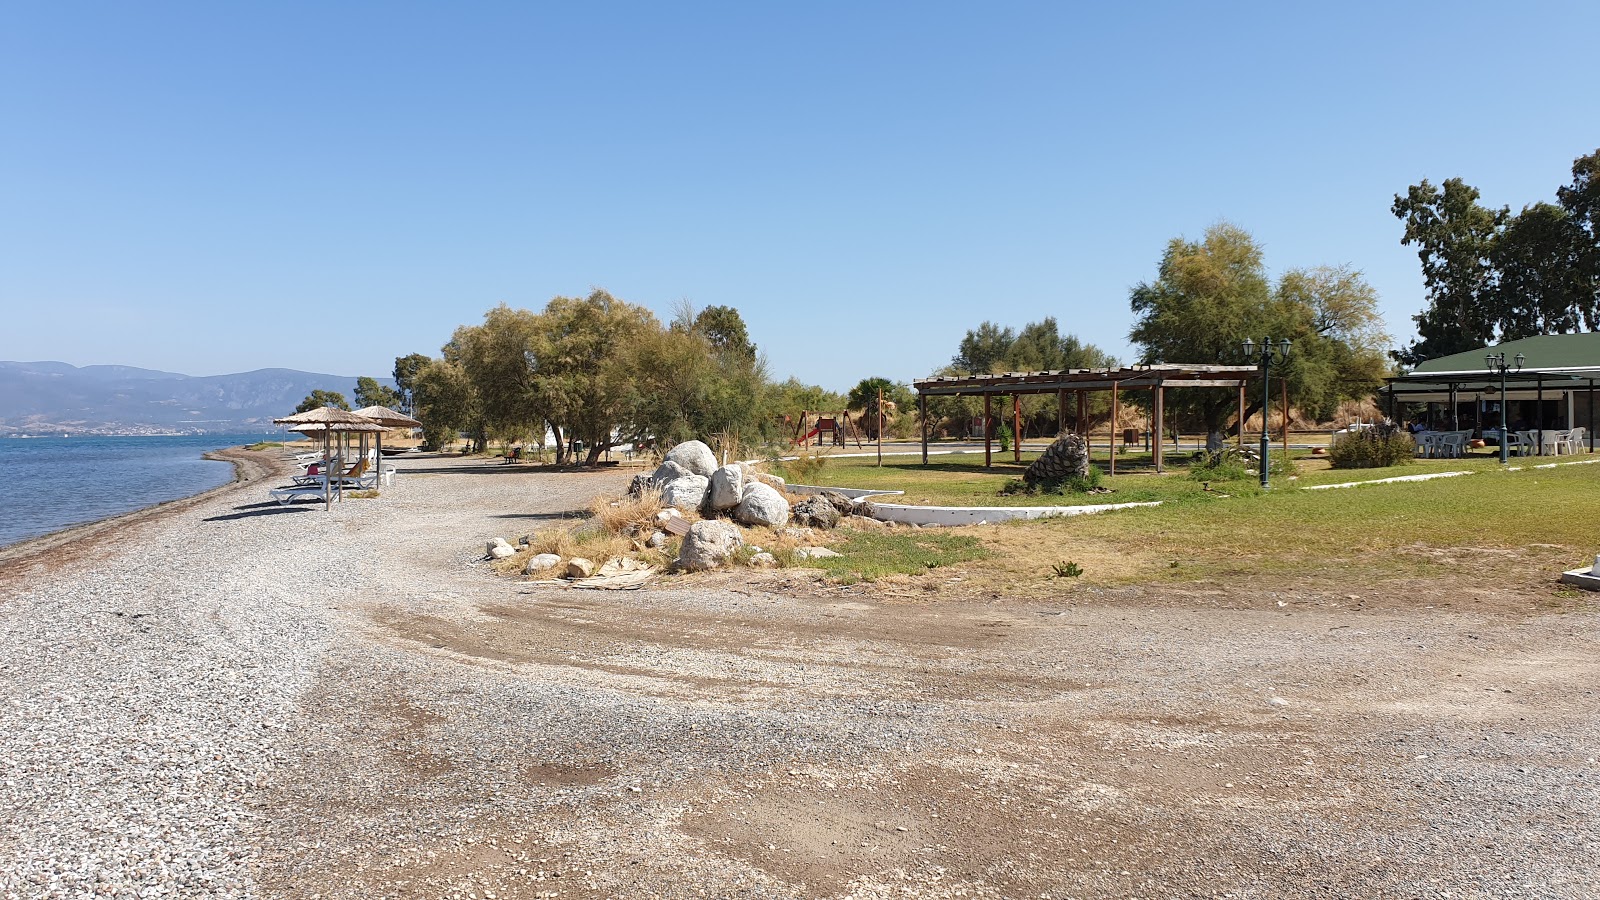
[1414, 332, 1600, 374]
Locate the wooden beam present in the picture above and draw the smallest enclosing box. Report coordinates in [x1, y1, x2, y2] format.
[984, 393, 992, 468]
[1153, 384, 1165, 474]
[1237, 383, 1246, 449]
[1109, 380, 1118, 476]
[919, 392, 928, 465]
[1012, 394, 1022, 464]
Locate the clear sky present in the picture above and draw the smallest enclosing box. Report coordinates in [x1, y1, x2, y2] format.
[3, 2, 1597, 391]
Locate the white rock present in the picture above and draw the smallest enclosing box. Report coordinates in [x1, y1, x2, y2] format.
[749, 552, 777, 568]
[662, 474, 710, 512]
[707, 465, 745, 512]
[676, 520, 744, 571]
[1267, 696, 1290, 708]
[523, 553, 562, 574]
[488, 538, 516, 559]
[652, 459, 691, 485]
[645, 531, 667, 549]
[752, 471, 786, 490]
[795, 546, 842, 560]
[565, 558, 595, 579]
[665, 440, 718, 477]
[735, 482, 790, 528]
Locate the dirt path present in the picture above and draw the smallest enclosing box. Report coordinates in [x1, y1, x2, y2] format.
[245, 460, 1600, 899]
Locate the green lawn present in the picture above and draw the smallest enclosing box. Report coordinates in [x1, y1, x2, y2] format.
[788, 447, 1570, 508]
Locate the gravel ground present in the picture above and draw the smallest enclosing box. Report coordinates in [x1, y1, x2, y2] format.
[2, 451, 1598, 899]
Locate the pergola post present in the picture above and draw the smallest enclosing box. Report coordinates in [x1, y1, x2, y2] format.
[1076, 390, 1086, 436]
[1153, 383, 1165, 474]
[1590, 379, 1595, 452]
[919, 392, 928, 465]
[1057, 388, 1066, 435]
[1237, 382, 1246, 449]
[1109, 380, 1118, 476]
[1537, 375, 1545, 453]
[1012, 394, 1022, 464]
[984, 393, 993, 468]
[1449, 384, 1459, 431]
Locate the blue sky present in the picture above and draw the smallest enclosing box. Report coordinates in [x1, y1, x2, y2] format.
[2, 2, 1597, 392]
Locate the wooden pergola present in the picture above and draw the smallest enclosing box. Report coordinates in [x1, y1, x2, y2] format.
[913, 364, 1259, 474]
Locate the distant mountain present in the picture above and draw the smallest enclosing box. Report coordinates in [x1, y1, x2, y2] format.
[0, 361, 398, 435]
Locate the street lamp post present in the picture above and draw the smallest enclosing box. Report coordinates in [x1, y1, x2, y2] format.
[1243, 337, 1291, 490]
[1486, 351, 1525, 464]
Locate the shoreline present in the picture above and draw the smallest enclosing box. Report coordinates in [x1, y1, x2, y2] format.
[0, 446, 286, 577]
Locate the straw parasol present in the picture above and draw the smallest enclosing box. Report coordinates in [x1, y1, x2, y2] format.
[273, 407, 388, 509]
[352, 405, 423, 473]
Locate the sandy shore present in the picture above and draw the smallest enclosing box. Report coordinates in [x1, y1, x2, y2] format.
[2, 451, 1598, 898]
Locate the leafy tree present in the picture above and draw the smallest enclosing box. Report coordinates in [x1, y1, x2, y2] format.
[411, 357, 481, 451]
[354, 376, 403, 410]
[1392, 151, 1600, 365]
[295, 389, 349, 413]
[1128, 222, 1389, 434]
[847, 377, 914, 438]
[450, 304, 548, 450]
[1391, 178, 1508, 365]
[392, 353, 431, 413]
[952, 322, 1015, 374]
[528, 290, 662, 466]
[687, 304, 757, 360]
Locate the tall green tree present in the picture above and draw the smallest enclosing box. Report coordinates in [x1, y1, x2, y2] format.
[451, 304, 547, 449]
[295, 389, 349, 413]
[1392, 151, 1600, 365]
[847, 377, 913, 438]
[353, 376, 403, 410]
[411, 357, 481, 451]
[392, 353, 431, 413]
[951, 322, 1015, 374]
[1391, 178, 1505, 367]
[1129, 222, 1389, 434]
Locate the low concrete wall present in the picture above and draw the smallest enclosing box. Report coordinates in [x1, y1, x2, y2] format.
[869, 501, 1161, 527]
[786, 484, 904, 500]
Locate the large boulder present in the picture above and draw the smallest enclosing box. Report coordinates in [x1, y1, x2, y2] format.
[661, 474, 710, 513]
[665, 440, 718, 477]
[791, 496, 841, 529]
[1024, 432, 1090, 486]
[735, 482, 791, 528]
[651, 459, 692, 485]
[707, 464, 745, 512]
[677, 520, 744, 571]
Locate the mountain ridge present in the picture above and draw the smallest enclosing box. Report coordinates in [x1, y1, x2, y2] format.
[0, 360, 399, 435]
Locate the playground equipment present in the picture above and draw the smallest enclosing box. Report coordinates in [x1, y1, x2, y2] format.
[793, 411, 864, 448]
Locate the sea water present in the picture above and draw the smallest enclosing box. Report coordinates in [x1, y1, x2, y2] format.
[0, 434, 276, 548]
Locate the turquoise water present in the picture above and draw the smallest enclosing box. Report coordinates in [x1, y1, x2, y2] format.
[0, 434, 277, 548]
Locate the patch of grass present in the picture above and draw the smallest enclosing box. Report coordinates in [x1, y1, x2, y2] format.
[587, 490, 665, 536]
[245, 441, 285, 451]
[974, 457, 1600, 588]
[808, 530, 990, 583]
[343, 489, 380, 499]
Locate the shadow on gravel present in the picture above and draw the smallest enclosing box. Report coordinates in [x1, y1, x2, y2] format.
[204, 503, 313, 522]
[394, 464, 641, 477]
[489, 511, 592, 521]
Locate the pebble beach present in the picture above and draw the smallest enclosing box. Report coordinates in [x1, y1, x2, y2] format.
[3, 449, 1598, 899]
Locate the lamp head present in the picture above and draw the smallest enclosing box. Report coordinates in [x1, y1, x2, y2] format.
[1514, 353, 1525, 371]
[1279, 338, 1291, 358]
[1242, 338, 1255, 358]
[1486, 353, 1497, 369]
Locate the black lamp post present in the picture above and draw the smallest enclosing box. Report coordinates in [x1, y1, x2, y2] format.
[1487, 351, 1525, 464]
[1243, 337, 1291, 490]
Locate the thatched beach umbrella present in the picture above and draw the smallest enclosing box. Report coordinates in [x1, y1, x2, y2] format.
[353, 405, 422, 468]
[273, 407, 387, 509]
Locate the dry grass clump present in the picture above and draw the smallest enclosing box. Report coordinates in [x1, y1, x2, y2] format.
[588, 490, 668, 536]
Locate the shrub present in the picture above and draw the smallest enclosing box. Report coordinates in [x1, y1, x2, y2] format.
[1188, 448, 1254, 481]
[773, 449, 828, 484]
[1327, 425, 1415, 469]
[1000, 466, 1104, 496]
